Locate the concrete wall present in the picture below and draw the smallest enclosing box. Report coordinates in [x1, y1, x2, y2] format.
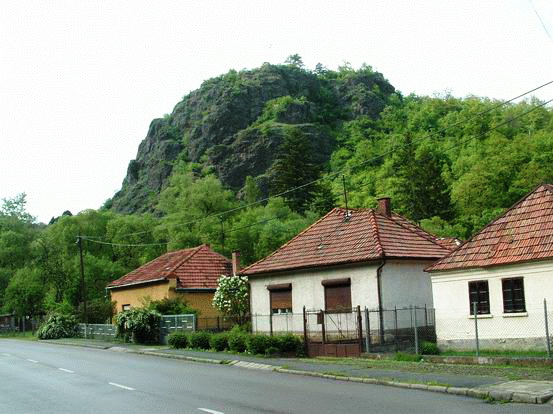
[249, 263, 379, 333]
[380, 260, 435, 331]
[431, 260, 553, 350]
[110, 280, 175, 312]
[178, 291, 220, 318]
[110, 281, 220, 319]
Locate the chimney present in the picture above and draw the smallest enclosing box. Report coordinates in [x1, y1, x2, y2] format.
[377, 197, 392, 217]
[232, 251, 241, 276]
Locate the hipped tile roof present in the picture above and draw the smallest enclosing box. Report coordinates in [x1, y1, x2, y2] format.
[107, 245, 231, 289]
[241, 208, 452, 276]
[427, 184, 553, 272]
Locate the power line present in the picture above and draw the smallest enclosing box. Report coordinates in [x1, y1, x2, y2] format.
[82, 96, 552, 249]
[83, 81, 553, 242]
[529, 0, 553, 44]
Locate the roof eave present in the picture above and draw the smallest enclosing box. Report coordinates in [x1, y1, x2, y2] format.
[107, 277, 168, 289]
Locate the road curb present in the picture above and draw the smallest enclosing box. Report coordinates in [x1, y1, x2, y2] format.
[40, 340, 111, 350]
[137, 350, 229, 365]
[275, 368, 486, 401]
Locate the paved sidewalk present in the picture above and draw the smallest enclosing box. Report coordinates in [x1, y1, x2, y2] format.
[41, 338, 553, 404]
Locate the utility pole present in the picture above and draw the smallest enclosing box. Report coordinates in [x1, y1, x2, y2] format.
[77, 235, 87, 338]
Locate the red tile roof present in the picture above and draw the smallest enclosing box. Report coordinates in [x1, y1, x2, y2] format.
[107, 245, 232, 289]
[241, 208, 452, 276]
[427, 184, 553, 272]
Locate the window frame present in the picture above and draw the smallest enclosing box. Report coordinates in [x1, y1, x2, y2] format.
[502, 277, 526, 313]
[468, 280, 490, 315]
[122, 304, 131, 311]
[267, 283, 292, 314]
[322, 278, 352, 312]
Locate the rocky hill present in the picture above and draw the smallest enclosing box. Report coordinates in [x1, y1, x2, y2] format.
[107, 62, 396, 213]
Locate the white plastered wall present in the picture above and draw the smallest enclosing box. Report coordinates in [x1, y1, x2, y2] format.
[431, 259, 553, 347]
[249, 263, 379, 333]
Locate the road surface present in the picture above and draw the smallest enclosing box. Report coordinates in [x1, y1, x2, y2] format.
[0, 340, 549, 414]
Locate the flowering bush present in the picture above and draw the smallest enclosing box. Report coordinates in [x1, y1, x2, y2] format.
[114, 307, 161, 343]
[212, 274, 249, 320]
[37, 313, 77, 340]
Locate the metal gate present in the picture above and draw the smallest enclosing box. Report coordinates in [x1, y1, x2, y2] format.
[303, 306, 363, 357]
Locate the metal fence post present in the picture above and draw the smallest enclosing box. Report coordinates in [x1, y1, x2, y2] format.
[473, 302, 479, 357]
[394, 306, 399, 352]
[302, 306, 308, 356]
[364, 307, 370, 353]
[544, 299, 551, 359]
[413, 306, 419, 355]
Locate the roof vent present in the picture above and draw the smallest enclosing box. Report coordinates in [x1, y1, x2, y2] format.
[377, 197, 392, 217]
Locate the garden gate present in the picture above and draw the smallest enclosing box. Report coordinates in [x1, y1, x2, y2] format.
[303, 306, 363, 357]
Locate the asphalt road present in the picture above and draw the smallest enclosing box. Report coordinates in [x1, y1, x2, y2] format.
[0, 340, 549, 414]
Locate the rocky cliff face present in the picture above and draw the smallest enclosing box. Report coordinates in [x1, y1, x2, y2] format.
[108, 63, 396, 213]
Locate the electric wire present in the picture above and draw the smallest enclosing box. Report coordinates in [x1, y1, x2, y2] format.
[82, 81, 553, 243]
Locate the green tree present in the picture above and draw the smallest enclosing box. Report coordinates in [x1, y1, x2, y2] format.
[271, 127, 321, 213]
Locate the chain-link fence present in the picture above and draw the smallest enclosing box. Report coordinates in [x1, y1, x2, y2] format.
[436, 299, 553, 357]
[364, 306, 436, 354]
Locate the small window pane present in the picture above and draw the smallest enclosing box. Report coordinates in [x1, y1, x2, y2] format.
[468, 281, 490, 315]
[502, 278, 526, 313]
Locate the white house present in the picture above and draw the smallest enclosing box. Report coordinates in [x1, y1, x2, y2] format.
[241, 198, 454, 338]
[427, 184, 553, 350]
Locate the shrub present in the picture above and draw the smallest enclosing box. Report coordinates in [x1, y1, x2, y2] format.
[114, 308, 161, 343]
[420, 341, 440, 355]
[168, 332, 189, 349]
[265, 346, 279, 357]
[37, 313, 77, 340]
[145, 297, 198, 316]
[228, 326, 248, 352]
[394, 352, 423, 362]
[246, 334, 269, 355]
[210, 332, 229, 351]
[189, 331, 211, 349]
[277, 333, 302, 353]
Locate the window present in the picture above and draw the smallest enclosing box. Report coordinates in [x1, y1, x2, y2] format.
[268, 283, 292, 314]
[122, 304, 131, 311]
[502, 277, 526, 313]
[468, 280, 490, 315]
[322, 278, 352, 311]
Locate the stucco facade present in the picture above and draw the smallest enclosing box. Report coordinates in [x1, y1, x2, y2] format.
[431, 260, 553, 350]
[110, 280, 220, 319]
[249, 260, 435, 333]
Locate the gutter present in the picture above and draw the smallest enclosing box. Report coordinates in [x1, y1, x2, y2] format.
[376, 258, 386, 339]
[175, 288, 216, 292]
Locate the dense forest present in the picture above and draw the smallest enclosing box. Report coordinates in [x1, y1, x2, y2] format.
[2, 57, 552, 321]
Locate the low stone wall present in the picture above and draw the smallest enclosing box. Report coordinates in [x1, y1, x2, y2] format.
[438, 336, 550, 352]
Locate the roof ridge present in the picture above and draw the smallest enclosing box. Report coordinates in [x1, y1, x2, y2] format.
[426, 183, 553, 272]
[389, 213, 449, 250]
[240, 208, 341, 275]
[369, 210, 385, 257]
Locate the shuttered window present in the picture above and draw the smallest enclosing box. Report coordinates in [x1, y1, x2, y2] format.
[502, 277, 526, 313]
[468, 280, 490, 315]
[268, 283, 292, 314]
[323, 279, 352, 311]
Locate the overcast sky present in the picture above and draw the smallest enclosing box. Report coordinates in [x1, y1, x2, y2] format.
[1, 0, 552, 223]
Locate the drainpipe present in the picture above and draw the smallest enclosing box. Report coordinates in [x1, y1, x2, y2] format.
[376, 259, 386, 340]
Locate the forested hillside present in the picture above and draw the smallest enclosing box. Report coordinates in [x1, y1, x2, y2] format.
[1, 58, 552, 321]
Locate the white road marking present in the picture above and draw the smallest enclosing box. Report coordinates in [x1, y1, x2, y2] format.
[26, 359, 38, 363]
[2, 353, 10, 357]
[58, 368, 74, 373]
[198, 409, 225, 414]
[108, 382, 135, 391]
